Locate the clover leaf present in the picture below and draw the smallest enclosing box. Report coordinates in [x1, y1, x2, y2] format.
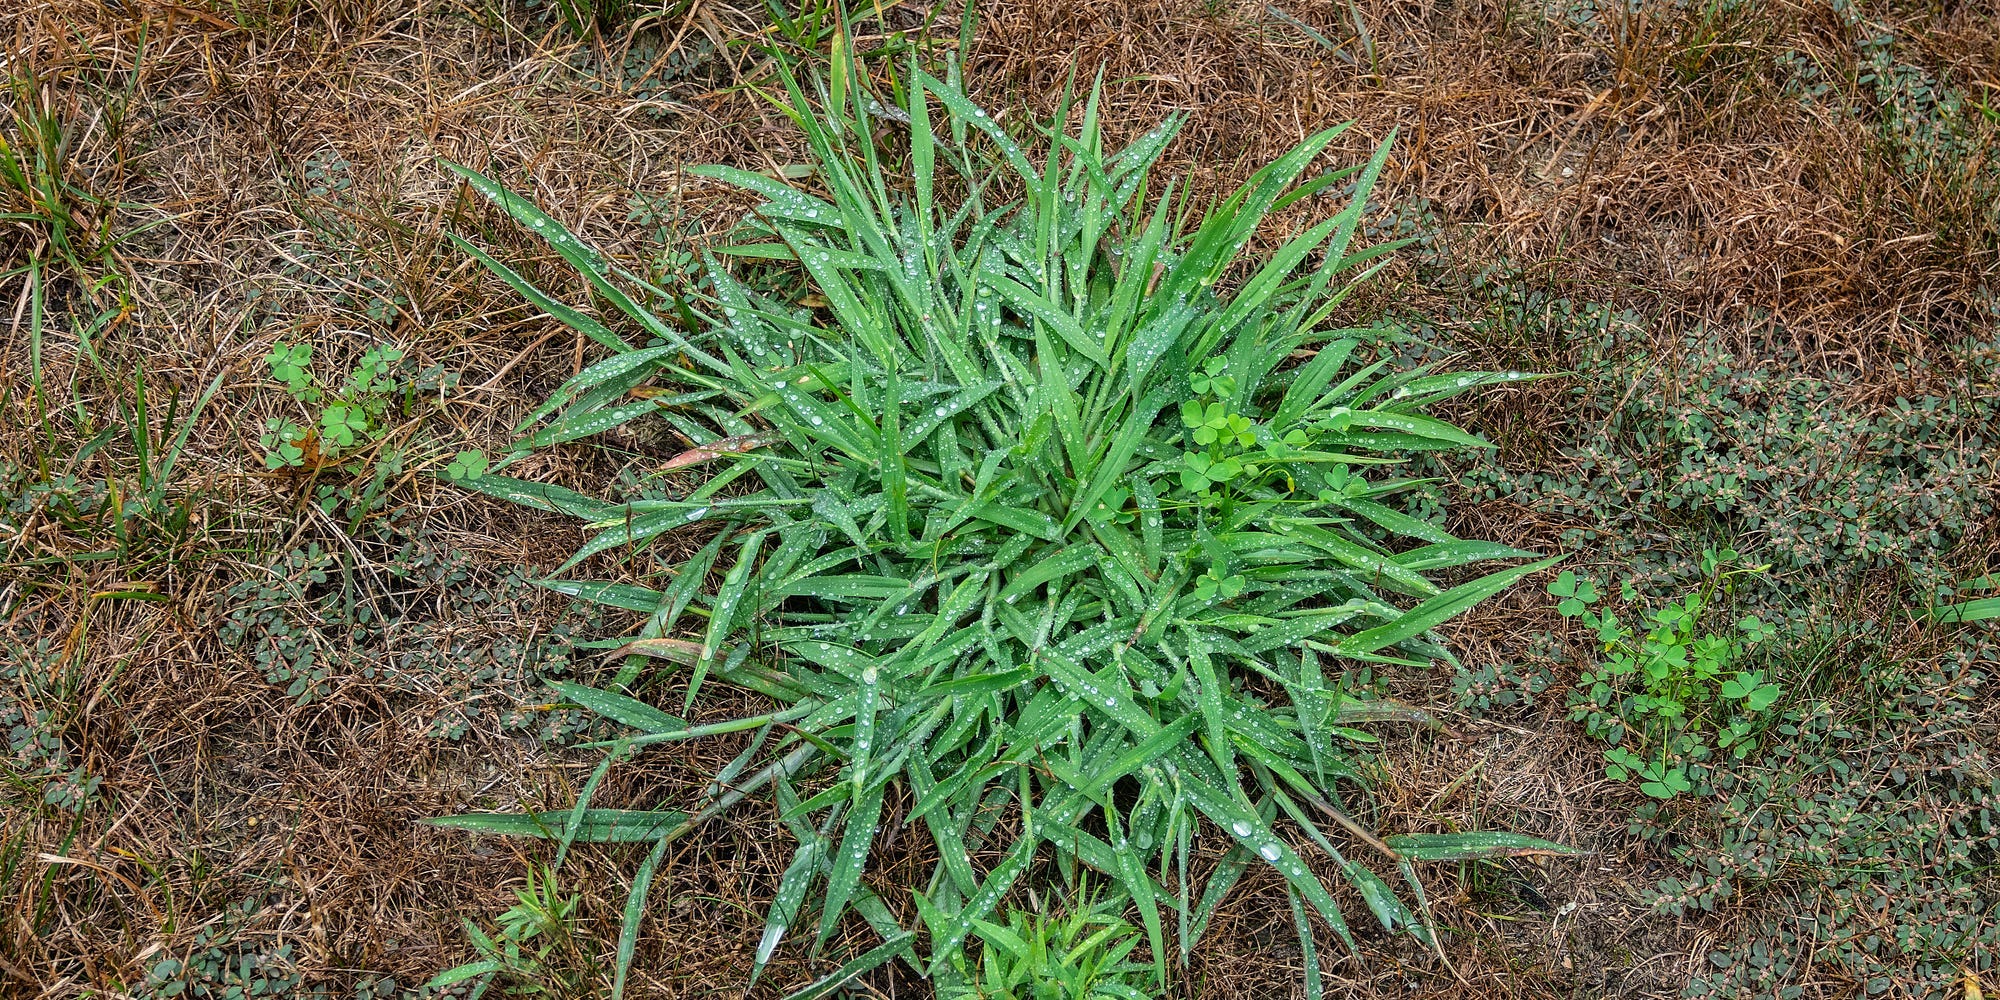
[445, 449, 489, 482]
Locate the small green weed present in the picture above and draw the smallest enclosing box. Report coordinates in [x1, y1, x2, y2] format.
[566, 30, 721, 109]
[259, 341, 408, 470]
[1416, 266, 1998, 993]
[0, 633, 103, 814]
[1670, 634, 1997, 998]
[431, 866, 597, 999]
[1450, 650, 1556, 717]
[134, 900, 304, 999]
[938, 888, 1152, 1000]
[299, 149, 353, 199]
[257, 339, 460, 529]
[1555, 549, 1783, 799]
[1446, 319, 1998, 617]
[1850, 28, 2000, 255]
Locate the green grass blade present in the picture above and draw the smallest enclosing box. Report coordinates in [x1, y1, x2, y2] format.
[614, 834, 672, 1000]
[1385, 832, 1584, 861]
[445, 232, 631, 354]
[424, 809, 688, 842]
[1346, 410, 1494, 449]
[1389, 540, 1541, 572]
[537, 580, 664, 612]
[1335, 556, 1560, 657]
[549, 680, 687, 734]
[780, 929, 916, 1000]
[753, 838, 822, 984]
[1933, 596, 2000, 623]
[1176, 770, 1358, 955]
[446, 161, 727, 372]
[816, 779, 885, 944]
[1287, 887, 1323, 1000]
[687, 530, 766, 710]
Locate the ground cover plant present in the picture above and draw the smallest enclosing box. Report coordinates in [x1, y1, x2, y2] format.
[431, 52, 1574, 995]
[3, 0, 1997, 997]
[1426, 286, 2000, 996]
[1553, 551, 1783, 800]
[936, 884, 1153, 1000]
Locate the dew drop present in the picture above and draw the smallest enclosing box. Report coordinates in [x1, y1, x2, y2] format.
[1230, 820, 1253, 838]
[1259, 843, 1283, 862]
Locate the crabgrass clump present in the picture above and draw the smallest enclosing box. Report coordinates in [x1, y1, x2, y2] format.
[0, 72, 138, 290]
[434, 58, 1570, 995]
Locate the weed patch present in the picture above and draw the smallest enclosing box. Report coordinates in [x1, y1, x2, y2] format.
[1420, 272, 1999, 996]
[218, 533, 598, 735]
[434, 54, 1569, 997]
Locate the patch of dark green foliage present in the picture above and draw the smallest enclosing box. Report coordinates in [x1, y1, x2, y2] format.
[431, 52, 1574, 1000]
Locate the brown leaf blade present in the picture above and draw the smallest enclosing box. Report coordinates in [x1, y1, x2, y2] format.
[606, 637, 704, 664]
[662, 433, 781, 471]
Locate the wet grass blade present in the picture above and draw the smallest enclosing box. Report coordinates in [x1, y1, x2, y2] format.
[781, 929, 917, 1000]
[549, 680, 686, 734]
[425, 809, 688, 842]
[1336, 557, 1561, 657]
[1385, 832, 1585, 861]
[614, 835, 672, 1000]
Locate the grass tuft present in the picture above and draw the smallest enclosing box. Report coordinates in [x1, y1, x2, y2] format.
[436, 45, 1567, 996]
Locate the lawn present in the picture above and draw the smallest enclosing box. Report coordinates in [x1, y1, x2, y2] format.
[2, 1, 1995, 998]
